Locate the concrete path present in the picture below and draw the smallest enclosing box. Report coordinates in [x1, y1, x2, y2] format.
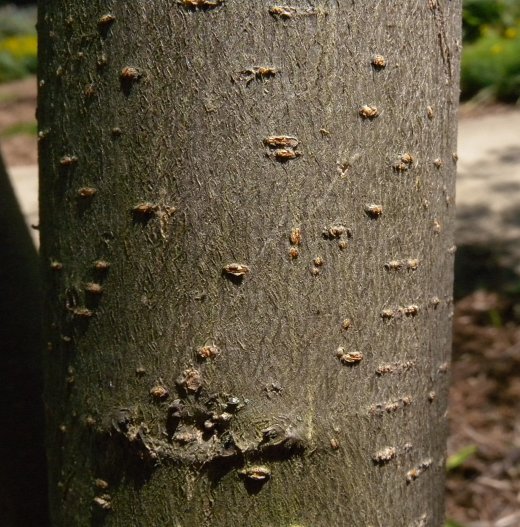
[7, 110, 520, 263]
[457, 111, 520, 241]
[8, 164, 39, 245]
[456, 110, 520, 276]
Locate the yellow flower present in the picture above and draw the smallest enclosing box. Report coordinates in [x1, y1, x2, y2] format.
[490, 43, 503, 55]
[0, 35, 37, 59]
[504, 27, 518, 39]
[480, 25, 490, 37]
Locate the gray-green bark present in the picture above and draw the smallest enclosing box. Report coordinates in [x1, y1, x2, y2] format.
[39, 2, 461, 525]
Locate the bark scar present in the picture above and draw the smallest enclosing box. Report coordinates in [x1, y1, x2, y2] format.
[430, 1, 453, 81]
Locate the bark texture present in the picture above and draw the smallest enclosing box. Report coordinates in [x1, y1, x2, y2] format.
[39, 2, 461, 526]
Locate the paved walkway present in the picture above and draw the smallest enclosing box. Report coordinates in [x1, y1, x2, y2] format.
[457, 111, 520, 239]
[7, 111, 520, 261]
[457, 110, 520, 276]
[8, 164, 38, 245]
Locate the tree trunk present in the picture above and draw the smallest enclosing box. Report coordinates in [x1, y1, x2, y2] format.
[38, 2, 461, 525]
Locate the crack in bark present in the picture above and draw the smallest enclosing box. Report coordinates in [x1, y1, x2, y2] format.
[430, 1, 453, 82]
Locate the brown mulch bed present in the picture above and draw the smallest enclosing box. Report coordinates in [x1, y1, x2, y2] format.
[0, 76, 37, 166]
[447, 291, 520, 526]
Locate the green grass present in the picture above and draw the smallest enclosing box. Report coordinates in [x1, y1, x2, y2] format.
[446, 445, 477, 472]
[445, 520, 466, 527]
[0, 121, 37, 138]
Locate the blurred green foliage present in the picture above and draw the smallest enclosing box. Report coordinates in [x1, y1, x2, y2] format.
[462, 0, 520, 102]
[0, 5, 37, 83]
[463, 0, 509, 42]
